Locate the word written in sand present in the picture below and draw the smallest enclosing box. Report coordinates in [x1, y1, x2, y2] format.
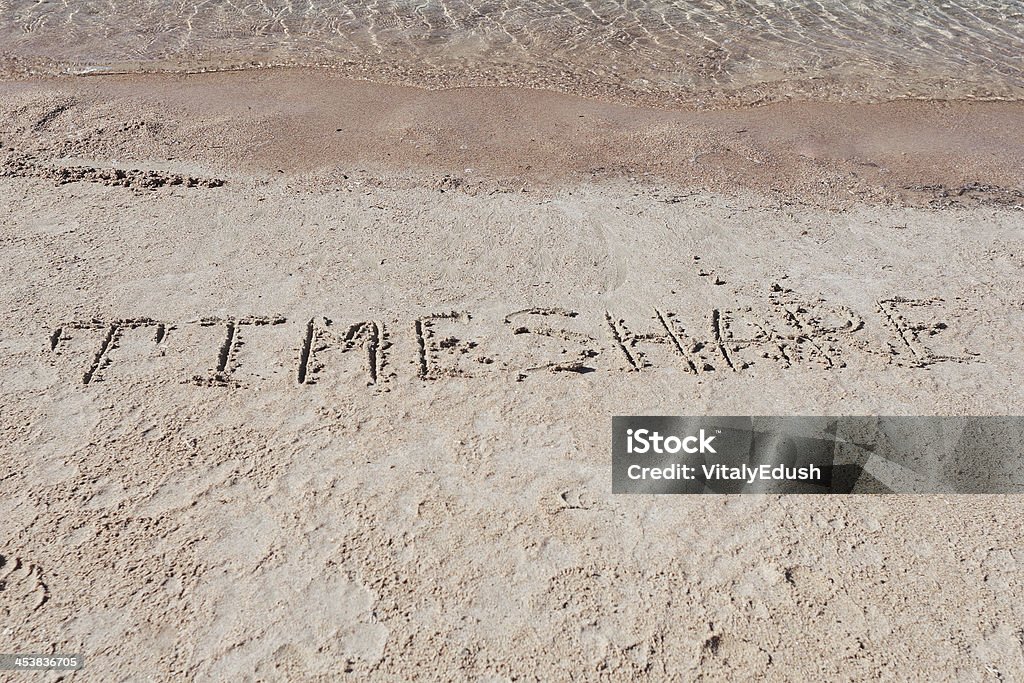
[47, 294, 976, 387]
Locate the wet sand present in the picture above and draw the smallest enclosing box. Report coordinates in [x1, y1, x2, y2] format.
[2, 70, 1024, 679]
[3, 70, 1024, 207]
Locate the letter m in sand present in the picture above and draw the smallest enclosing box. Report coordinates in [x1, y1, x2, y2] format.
[297, 317, 388, 387]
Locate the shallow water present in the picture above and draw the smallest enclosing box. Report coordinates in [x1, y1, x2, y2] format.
[1, 0, 1022, 104]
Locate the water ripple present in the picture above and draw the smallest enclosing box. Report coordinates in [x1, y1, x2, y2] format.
[1, 0, 1022, 104]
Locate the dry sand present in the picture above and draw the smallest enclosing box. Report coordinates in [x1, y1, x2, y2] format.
[2, 71, 1024, 680]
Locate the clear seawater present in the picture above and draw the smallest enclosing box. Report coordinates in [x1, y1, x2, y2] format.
[1, 0, 1022, 104]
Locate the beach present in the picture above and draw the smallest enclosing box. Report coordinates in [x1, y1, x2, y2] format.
[2, 57, 1024, 681]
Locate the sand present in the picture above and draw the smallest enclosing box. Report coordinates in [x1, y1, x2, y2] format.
[2, 70, 1024, 679]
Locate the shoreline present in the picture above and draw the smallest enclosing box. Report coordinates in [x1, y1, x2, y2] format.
[2, 69, 1023, 209]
